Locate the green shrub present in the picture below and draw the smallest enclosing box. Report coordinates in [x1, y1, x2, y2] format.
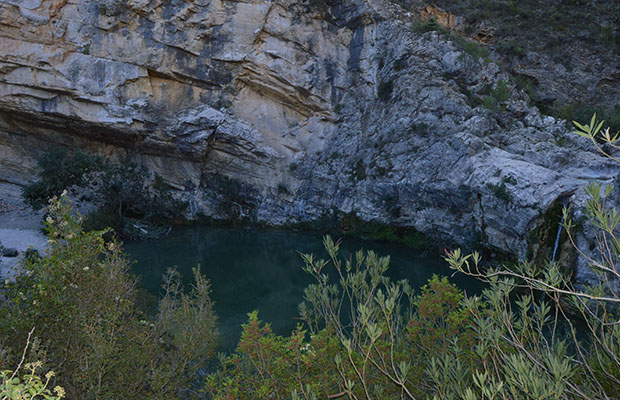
[413, 18, 449, 35]
[1, 361, 65, 400]
[600, 25, 618, 44]
[377, 80, 394, 102]
[339, 212, 430, 250]
[22, 149, 187, 239]
[207, 237, 420, 399]
[205, 173, 256, 221]
[410, 122, 430, 136]
[307, 0, 337, 14]
[206, 236, 582, 399]
[550, 102, 620, 134]
[482, 80, 511, 112]
[462, 41, 490, 60]
[487, 181, 512, 203]
[21, 147, 102, 210]
[393, 54, 408, 71]
[408, 275, 475, 356]
[277, 182, 290, 195]
[204, 313, 343, 399]
[496, 39, 526, 57]
[406, 275, 477, 389]
[0, 195, 217, 399]
[86, 160, 187, 238]
[514, 74, 537, 102]
[351, 159, 367, 181]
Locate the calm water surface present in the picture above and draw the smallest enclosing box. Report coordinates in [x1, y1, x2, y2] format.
[125, 226, 484, 352]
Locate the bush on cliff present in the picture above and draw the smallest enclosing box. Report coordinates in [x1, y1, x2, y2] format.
[82, 158, 187, 239]
[0, 194, 216, 399]
[22, 149, 186, 239]
[21, 147, 102, 210]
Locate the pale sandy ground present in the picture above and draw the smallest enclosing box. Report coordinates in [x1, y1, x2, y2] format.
[0, 183, 47, 279]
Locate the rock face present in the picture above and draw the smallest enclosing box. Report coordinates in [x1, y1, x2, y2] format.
[0, 0, 618, 269]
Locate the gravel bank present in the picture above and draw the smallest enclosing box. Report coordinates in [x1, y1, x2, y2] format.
[0, 183, 47, 279]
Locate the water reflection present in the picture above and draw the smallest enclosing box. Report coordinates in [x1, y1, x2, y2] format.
[125, 226, 484, 352]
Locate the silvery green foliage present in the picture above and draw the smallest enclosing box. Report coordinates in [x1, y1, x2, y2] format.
[444, 115, 620, 399]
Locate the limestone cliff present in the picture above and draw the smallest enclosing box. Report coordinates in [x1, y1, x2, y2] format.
[0, 0, 618, 273]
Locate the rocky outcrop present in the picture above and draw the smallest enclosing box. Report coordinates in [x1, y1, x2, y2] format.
[405, 0, 620, 112]
[0, 0, 618, 274]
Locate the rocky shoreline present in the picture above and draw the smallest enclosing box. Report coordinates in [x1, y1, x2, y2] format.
[0, 183, 47, 279]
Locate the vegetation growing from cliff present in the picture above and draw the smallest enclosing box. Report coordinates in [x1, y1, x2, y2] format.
[405, 0, 619, 127]
[487, 180, 512, 203]
[200, 173, 258, 222]
[82, 158, 187, 239]
[406, 0, 619, 53]
[340, 212, 430, 251]
[481, 80, 510, 112]
[21, 147, 102, 210]
[377, 80, 394, 102]
[22, 149, 187, 239]
[0, 195, 216, 399]
[305, 0, 341, 15]
[549, 103, 620, 135]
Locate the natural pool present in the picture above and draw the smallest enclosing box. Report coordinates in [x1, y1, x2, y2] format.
[125, 226, 485, 352]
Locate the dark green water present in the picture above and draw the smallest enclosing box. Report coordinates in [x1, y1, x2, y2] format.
[124, 226, 484, 352]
